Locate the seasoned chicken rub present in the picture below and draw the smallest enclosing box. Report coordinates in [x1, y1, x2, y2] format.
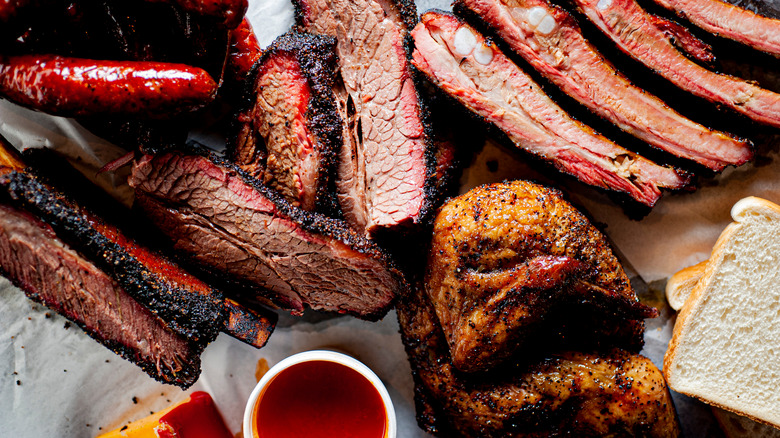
[426, 181, 657, 372]
[397, 283, 679, 437]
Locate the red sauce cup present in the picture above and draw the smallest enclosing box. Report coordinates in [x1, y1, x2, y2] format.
[243, 350, 397, 438]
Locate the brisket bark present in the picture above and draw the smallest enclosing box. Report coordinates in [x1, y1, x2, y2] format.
[128, 146, 405, 320]
[574, 0, 780, 128]
[231, 32, 341, 213]
[652, 0, 780, 56]
[0, 169, 225, 345]
[292, 0, 434, 233]
[453, 0, 752, 171]
[0, 204, 202, 388]
[411, 11, 690, 207]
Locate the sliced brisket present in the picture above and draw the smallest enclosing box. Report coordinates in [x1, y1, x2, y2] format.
[575, 0, 780, 128]
[653, 0, 780, 56]
[453, 0, 752, 170]
[231, 32, 341, 213]
[411, 11, 689, 207]
[292, 0, 434, 233]
[0, 203, 202, 387]
[128, 146, 405, 320]
[0, 168, 225, 345]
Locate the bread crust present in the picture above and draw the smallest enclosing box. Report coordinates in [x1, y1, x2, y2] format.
[663, 196, 780, 428]
[665, 259, 707, 311]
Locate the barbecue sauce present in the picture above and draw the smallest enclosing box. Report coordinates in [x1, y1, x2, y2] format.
[253, 360, 387, 438]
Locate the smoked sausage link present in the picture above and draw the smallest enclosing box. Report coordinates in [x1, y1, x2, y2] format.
[0, 55, 218, 118]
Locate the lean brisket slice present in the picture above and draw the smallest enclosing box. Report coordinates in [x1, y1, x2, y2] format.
[575, 0, 780, 128]
[453, 0, 752, 171]
[652, 0, 780, 56]
[411, 11, 689, 207]
[231, 32, 341, 213]
[0, 166, 225, 347]
[129, 145, 405, 320]
[0, 204, 203, 387]
[292, 0, 434, 233]
[0, 142, 213, 387]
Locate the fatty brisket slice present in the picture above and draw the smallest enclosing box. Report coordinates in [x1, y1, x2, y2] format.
[129, 144, 406, 321]
[411, 11, 690, 207]
[453, 0, 752, 171]
[292, 0, 439, 234]
[231, 32, 341, 214]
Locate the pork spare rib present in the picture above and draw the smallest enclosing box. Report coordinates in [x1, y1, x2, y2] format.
[411, 11, 690, 207]
[453, 0, 752, 170]
[575, 0, 780, 128]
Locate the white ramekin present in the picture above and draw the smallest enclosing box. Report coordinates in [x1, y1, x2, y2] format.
[242, 350, 397, 438]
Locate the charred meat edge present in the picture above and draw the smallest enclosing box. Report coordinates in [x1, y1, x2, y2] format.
[230, 31, 342, 214]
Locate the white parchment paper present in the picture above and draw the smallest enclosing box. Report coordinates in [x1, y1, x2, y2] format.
[2, 0, 780, 436]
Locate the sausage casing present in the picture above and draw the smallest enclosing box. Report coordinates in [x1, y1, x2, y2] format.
[0, 54, 218, 118]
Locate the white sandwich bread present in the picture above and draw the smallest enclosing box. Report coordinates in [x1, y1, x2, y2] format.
[664, 196, 780, 430]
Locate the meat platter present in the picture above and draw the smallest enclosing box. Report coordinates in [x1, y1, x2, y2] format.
[1, 0, 780, 435]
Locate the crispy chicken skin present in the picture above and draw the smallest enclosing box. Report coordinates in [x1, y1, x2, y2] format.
[397, 285, 680, 437]
[426, 181, 657, 372]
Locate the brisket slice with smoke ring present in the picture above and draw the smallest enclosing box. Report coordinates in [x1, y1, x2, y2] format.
[652, 0, 780, 56]
[575, 0, 780, 128]
[231, 32, 341, 213]
[453, 0, 752, 171]
[129, 146, 405, 320]
[15, 145, 277, 351]
[411, 11, 690, 207]
[292, 0, 435, 233]
[0, 169, 225, 345]
[0, 204, 202, 387]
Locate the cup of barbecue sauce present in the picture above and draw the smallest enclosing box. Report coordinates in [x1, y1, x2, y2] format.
[243, 350, 396, 438]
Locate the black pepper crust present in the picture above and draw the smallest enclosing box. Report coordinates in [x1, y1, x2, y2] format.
[229, 31, 343, 215]
[222, 297, 277, 349]
[0, 170, 225, 346]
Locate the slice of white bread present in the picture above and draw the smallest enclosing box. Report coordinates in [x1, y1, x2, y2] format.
[665, 260, 707, 311]
[664, 196, 780, 428]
